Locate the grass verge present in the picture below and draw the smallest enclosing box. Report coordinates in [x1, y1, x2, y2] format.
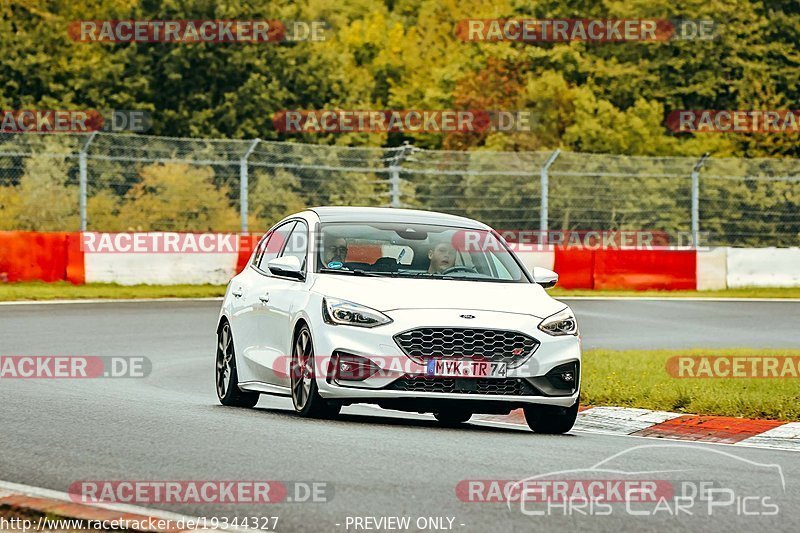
[1, 282, 800, 301]
[582, 348, 800, 421]
[0, 281, 226, 301]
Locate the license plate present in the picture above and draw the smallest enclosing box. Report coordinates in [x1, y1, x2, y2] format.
[426, 359, 507, 378]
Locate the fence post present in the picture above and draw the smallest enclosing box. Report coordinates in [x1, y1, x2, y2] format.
[691, 153, 710, 246]
[388, 141, 416, 208]
[540, 149, 561, 239]
[240, 138, 260, 234]
[78, 131, 98, 232]
[389, 166, 401, 208]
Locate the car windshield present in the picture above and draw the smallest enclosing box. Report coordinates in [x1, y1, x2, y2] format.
[316, 222, 529, 283]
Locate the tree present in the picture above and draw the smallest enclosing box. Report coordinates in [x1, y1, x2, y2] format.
[0, 151, 78, 231]
[98, 162, 240, 231]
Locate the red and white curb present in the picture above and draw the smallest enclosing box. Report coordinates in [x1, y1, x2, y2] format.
[479, 406, 800, 451]
[0, 479, 242, 532]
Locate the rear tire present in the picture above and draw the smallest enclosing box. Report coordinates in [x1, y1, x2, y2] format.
[433, 409, 472, 426]
[291, 325, 341, 419]
[523, 402, 579, 434]
[216, 322, 260, 408]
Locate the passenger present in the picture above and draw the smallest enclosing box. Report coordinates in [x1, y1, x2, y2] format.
[427, 240, 457, 274]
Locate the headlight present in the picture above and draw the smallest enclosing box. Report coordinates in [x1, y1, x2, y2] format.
[323, 297, 393, 328]
[538, 308, 578, 336]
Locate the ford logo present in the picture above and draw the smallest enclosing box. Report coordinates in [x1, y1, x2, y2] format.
[459, 314, 475, 319]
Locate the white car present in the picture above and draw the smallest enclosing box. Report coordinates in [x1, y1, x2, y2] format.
[216, 207, 581, 433]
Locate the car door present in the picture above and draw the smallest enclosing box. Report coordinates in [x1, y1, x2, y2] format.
[252, 220, 311, 388]
[236, 221, 296, 384]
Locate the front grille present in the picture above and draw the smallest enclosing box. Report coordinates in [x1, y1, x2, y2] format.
[393, 327, 539, 367]
[387, 376, 540, 396]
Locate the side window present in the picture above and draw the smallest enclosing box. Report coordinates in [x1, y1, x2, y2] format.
[488, 253, 513, 280]
[252, 232, 271, 267]
[281, 221, 309, 271]
[257, 222, 295, 270]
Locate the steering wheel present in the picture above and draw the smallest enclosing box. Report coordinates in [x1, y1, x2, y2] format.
[439, 265, 477, 275]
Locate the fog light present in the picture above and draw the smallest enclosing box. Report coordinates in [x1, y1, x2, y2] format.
[544, 361, 579, 391]
[333, 353, 380, 382]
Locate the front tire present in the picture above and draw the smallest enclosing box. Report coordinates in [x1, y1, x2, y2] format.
[523, 402, 579, 434]
[291, 325, 341, 418]
[216, 322, 260, 408]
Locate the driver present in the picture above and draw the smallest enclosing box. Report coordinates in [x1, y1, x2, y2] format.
[323, 236, 349, 265]
[427, 239, 457, 274]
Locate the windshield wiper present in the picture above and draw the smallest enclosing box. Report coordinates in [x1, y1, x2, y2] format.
[319, 268, 384, 277]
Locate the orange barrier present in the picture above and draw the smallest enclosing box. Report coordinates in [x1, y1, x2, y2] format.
[0, 231, 79, 283]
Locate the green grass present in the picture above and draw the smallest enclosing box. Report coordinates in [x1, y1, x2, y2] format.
[0, 281, 226, 300]
[582, 348, 800, 421]
[1, 281, 799, 301]
[550, 287, 800, 298]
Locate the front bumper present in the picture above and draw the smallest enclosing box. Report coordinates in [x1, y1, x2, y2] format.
[311, 308, 581, 408]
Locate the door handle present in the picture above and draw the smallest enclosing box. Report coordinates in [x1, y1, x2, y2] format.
[259, 293, 270, 304]
[232, 287, 243, 298]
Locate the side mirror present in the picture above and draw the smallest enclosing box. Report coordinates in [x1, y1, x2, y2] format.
[267, 256, 305, 280]
[531, 266, 558, 289]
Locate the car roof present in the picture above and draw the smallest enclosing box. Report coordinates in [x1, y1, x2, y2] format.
[307, 206, 488, 229]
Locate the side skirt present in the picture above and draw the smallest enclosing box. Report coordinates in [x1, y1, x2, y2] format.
[238, 380, 292, 397]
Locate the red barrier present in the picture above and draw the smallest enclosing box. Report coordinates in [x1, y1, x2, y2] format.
[236, 234, 261, 273]
[553, 248, 697, 290]
[553, 248, 594, 289]
[0, 231, 698, 290]
[593, 249, 696, 290]
[0, 231, 75, 283]
[66, 233, 86, 284]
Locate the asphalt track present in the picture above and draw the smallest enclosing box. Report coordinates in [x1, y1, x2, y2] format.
[1, 299, 799, 532]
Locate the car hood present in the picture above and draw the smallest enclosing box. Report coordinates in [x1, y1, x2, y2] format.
[310, 274, 566, 319]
